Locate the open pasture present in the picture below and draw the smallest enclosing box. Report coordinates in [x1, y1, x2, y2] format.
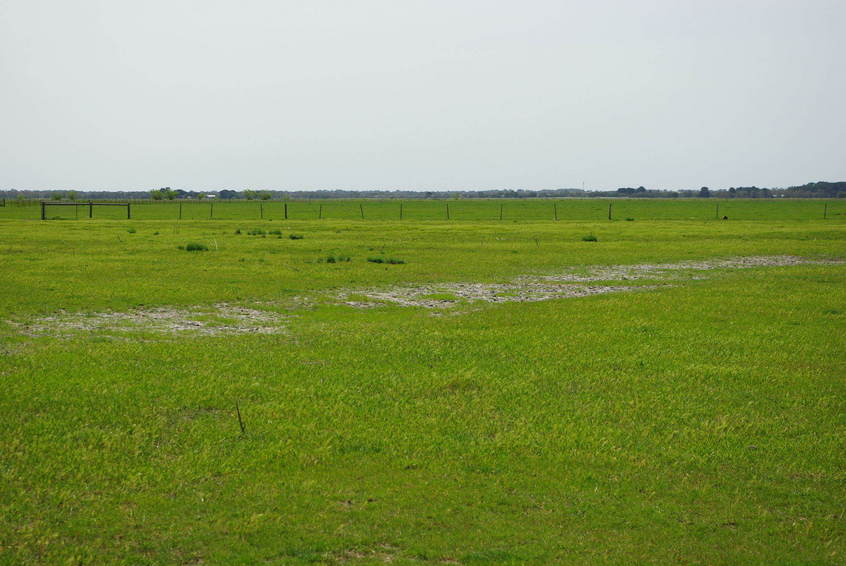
[1, 211, 844, 564]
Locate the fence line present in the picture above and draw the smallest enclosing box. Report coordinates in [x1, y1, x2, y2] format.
[6, 199, 844, 222]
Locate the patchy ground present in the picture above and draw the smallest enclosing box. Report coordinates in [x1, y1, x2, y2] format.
[9, 256, 841, 335]
[340, 255, 841, 309]
[13, 303, 289, 337]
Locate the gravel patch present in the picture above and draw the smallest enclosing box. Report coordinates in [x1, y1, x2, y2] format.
[15, 303, 289, 337]
[341, 255, 841, 309]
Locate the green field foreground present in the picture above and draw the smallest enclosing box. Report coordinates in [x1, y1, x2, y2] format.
[2, 197, 844, 222]
[0, 215, 844, 564]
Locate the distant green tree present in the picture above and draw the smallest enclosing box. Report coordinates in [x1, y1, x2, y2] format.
[699, 187, 710, 198]
[51, 192, 63, 200]
[67, 191, 78, 201]
[151, 190, 163, 200]
[259, 190, 272, 200]
[244, 190, 257, 200]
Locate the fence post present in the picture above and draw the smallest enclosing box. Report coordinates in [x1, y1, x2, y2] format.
[210, 201, 214, 219]
[179, 202, 182, 220]
[359, 204, 364, 219]
[260, 202, 263, 219]
[446, 202, 450, 220]
[127, 203, 131, 219]
[284, 203, 288, 220]
[824, 203, 828, 219]
[553, 202, 558, 221]
[89, 201, 93, 219]
[40, 201, 45, 220]
[607, 202, 612, 220]
[499, 203, 503, 221]
[399, 202, 403, 220]
[319, 203, 323, 219]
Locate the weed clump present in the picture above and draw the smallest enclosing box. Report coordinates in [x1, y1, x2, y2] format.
[321, 255, 351, 263]
[367, 257, 405, 264]
[247, 229, 265, 236]
[289, 234, 304, 240]
[234, 229, 242, 235]
[269, 229, 282, 236]
[625, 217, 635, 221]
[581, 234, 598, 242]
[185, 242, 209, 252]
[127, 227, 136, 234]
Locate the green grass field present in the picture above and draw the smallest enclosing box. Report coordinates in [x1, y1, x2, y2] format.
[1, 206, 844, 564]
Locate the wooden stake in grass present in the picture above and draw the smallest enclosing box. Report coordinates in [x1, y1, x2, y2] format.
[284, 203, 288, 220]
[608, 202, 612, 221]
[399, 202, 403, 220]
[178, 202, 182, 220]
[446, 202, 450, 220]
[260, 202, 263, 219]
[319, 203, 323, 219]
[499, 203, 503, 221]
[210, 201, 214, 219]
[235, 401, 246, 434]
[824, 202, 828, 219]
[359, 204, 364, 219]
[553, 202, 558, 221]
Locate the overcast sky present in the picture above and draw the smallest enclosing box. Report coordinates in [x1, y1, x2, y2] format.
[1, 0, 843, 191]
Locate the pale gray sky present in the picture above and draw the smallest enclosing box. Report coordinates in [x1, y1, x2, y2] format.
[1, 0, 843, 191]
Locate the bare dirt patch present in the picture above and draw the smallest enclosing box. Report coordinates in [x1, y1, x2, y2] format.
[341, 255, 841, 309]
[14, 303, 289, 337]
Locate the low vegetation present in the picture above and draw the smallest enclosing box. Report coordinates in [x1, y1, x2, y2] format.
[0, 211, 843, 564]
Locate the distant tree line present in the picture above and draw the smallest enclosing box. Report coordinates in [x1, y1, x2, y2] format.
[2, 181, 844, 200]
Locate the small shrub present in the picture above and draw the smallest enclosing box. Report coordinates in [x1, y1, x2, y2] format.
[321, 255, 351, 263]
[127, 227, 136, 234]
[185, 242, 209, 252]
[234, 229, 242, 235]
[289, 234, 304, 240]
[625, 217, 635, 221]
[581, 234, 598, 242]
[153, 231, 160, 235]
[247, 228, 265, 236]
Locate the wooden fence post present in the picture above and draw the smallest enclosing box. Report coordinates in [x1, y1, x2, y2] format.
[399, 202, 403, 220]
[553, 202, 558, 221]
[359, 204, 364, 219]
[89, 201, 93, 219]
[446, 202, 450, 220]
[607, 202, 612, 220]
[284, 203, 288, 219]
[499, 203, 503, 221]
[824, 203, 828, 219]
[179, 202, 182, 220]
[319, 203, 323, 219]
[40, 201, 45, 220]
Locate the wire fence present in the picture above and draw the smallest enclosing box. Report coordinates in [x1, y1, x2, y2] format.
[1, 198, 843, 222]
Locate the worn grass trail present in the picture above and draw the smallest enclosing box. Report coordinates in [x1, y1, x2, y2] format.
[0, 218, 844, 564]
